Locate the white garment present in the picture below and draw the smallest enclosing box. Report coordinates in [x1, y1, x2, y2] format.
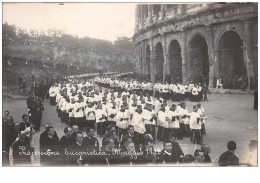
[96, 108, 107, 123]
[107, 107, 118, 122]
[132, 112, 146, 134]
[189, 112, 201, 130]
[116, 111, 129, 129]
[168, 110, 180, 129]
[85, 107, 96, 120]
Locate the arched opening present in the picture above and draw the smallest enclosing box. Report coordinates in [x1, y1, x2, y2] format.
[168, 40, 182, 83]
[153, 4, 161, 15]
[155, 42, 164, 82]
[189, 35, 209, 85]
[146, 45, 151, 80]
[218, 31, 247, 89]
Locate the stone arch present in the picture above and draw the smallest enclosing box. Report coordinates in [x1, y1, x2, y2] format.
[155, 42, 164, 82]
[214, 26, 245, 51]
[188, 33, 210, 85]
[217, 30, 247, 89]
[166, 35, 185, 63]
[168, 40, 182, 83]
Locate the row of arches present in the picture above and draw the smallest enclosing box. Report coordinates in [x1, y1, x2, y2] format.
[139, 30, 246, 85]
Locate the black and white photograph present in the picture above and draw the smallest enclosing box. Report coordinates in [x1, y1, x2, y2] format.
[1, 2, 258, 167]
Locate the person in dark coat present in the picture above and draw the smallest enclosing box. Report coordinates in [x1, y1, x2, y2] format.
[2, 110, 10, 124]
[102, 125, 119, 147]
[169, 137, 184, 162]
[2, 115, 15, 166]
[121, 125, 138, 150]
[58, 127, 74, 164]
[59, 127, 74, 146]
[39, 126, 59, 166]
[83, 127, 99, 152]
[157, 141, 180, 164]
[27, 93, 44, 131]
[71, 125, 79, 142]
[218, 141, 239, 166]
[66, 132, 87, 166]
[39, 124, 59, 146]
[138, 140, 157, 164]
[12, 130, 34, 166]
[20, 114, 31, 132]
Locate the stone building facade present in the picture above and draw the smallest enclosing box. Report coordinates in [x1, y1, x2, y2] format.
[132, 3, 258, 88]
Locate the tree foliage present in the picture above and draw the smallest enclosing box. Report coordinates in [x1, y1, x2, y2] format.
[2, 23, 135, 72]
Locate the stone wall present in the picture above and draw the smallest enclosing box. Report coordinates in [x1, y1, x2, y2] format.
[133, 3, 258, 88]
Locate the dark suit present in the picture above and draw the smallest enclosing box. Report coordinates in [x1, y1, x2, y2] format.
[58, 136, 75, 164]
[157, 149, 179, 164]
[218, 151, 239, 166]
[203, 153, 212, 163]
[39, 134, 59, 166]
[83, 136, 99, 152]
[12, 138, 34, 166]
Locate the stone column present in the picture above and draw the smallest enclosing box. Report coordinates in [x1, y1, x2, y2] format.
[143, 41, 147, 74]
[149, 38, 156, 83]
[140, 5, 144, 28]
[162, 34, 167, 83]
[148, 4, 153, 25]
[134, 45, 138, 74]
[137, 43, 142, 75]
[206, 25, 215, 88]
[179, 4, 185, 14]
[244, 19, 254, 89]
[135, 5, 139, 28]
[159, 4, 166, 20]
[181, 32, 187, 83]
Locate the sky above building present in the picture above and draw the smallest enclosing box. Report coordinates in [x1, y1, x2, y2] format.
[3, 3, 136, 42]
